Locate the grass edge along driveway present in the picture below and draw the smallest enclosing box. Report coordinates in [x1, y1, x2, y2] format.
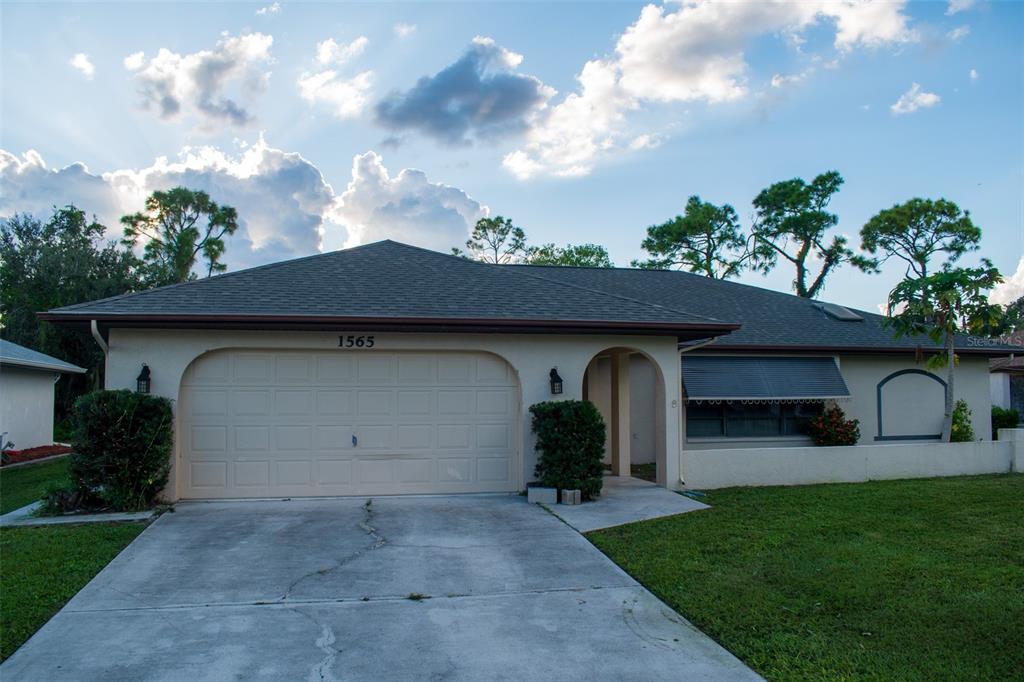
[0, 457, 71, 515]
[588, 474, 1024, 681]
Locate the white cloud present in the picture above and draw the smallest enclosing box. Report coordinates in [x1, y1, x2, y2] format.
[69, 53, 95, 79]
[890, 83, 941, 115]
[255, 2, 280, 16]
[770, 69, 812, 88]
[393, 23, 417, 38]
[947, 25, 971, 42]
[298, 37, 372, 119]
[991, 258, 1024, 306]
[504, 0, 918, 179]
[315, 36, 368, 66]
[970, 68, 979, 80]
[331, 151, 487, 251]
[1, 140, 341, 271]
[629, 133, 661, 151]
[123, 51, 145, 70]
[124, 32, 274, 127]
[946, 0, 977, 16]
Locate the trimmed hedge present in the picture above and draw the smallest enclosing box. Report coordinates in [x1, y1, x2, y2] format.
[992, 406, 1020, 438]
[68, 390, 173, 511]
[530, 399, 606, 500]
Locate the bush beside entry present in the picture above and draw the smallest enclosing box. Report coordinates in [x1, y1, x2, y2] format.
[53, 390, 173, 512]
[530, 400, 606, 500]
[992, 406, 1020, 438]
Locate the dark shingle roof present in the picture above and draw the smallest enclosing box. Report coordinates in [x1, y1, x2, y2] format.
[42, 241, 731, 337]
[0, 339, 85, 373]
[509, 263, 1022, 355]
[42, 240, 1020, 354]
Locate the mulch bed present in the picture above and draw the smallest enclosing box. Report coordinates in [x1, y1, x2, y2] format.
[1, 445, 72, 467]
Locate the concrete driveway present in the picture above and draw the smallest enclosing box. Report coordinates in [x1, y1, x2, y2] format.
[2, 495, 758, 681]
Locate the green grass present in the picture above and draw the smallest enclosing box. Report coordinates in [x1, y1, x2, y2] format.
[0, 522, 145, 660]
[588, 474, 1024, 681]
[630, 462, 657, 482]
[0, 458, 71, 514]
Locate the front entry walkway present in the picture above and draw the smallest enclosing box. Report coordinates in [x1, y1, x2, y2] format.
[2, 494, 756, 681]
[548, 475, 709, 532]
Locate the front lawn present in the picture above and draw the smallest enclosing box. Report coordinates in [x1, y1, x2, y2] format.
[0, 457, 71, 514]
[0, 523, 145, 660]
[588, 474, 1023, 681]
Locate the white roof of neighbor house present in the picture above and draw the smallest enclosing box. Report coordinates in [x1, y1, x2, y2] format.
[0, 339, 86, 374]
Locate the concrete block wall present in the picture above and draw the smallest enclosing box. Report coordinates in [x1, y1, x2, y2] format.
[683, 430, 1024, 490]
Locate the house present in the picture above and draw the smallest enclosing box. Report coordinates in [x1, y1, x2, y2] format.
[0, 339, 86, 451]
[990, 332, 1024, 419]
[40, 240, 1019, 499]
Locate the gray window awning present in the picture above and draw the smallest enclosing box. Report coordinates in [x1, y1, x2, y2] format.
[682, 356, 850, 402]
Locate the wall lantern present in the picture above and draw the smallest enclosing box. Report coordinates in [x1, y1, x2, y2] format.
[549, 367, 564, 395]
[136, 364, 151, 394]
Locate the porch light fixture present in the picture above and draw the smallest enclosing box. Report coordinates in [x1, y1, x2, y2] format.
[549, 367, 563, 395]
[136, 364, 151, 394]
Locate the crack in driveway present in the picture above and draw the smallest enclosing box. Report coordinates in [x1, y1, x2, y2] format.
[280, 499, 387, 602]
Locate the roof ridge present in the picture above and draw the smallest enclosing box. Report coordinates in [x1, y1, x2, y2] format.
[509, 262, 886, 322]
[384, 241, 725, 325]
[51, 241, 393, 312]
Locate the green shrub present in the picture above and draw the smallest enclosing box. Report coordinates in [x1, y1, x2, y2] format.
[530, 400, 606, 500]
[950, 399, 975, 442]
[992, 406, 1020, 438]
[806, 405, 860, 446]
[67, 390, 173, 511]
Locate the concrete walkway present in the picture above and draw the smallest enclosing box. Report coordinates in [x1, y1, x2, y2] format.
[547, 475, 709, 532]
[0, 501, 155, 527]
[1, 494, 758, 681]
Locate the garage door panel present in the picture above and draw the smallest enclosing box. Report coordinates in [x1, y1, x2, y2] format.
[397, 424, 432, 449]
[318, 459, 352, 484]
[397, 390, 432, 415]
[275, 425, 312, 450]
[316, 356, 354, 382]
[190, 462, 227, 488]
[235, 460, 270, 487]
[478, 457, 510, 482]
[233, 390, 271, 416]
[235, 426, 270, 451]
[181, 350, 518, 498]
[356, 425, 395, 449]
[315, 425, 353, 450]
[275, 354, 311, 382]
[316, 390, 353, 415]
[233, 354, 274, 383]
[275, 390, 312, 415]
[276, 460, 312, 486]
[357, 391, 393, 416]
[190, 390, 228, 416]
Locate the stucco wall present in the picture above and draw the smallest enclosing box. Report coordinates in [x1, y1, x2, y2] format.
[105, 329, 684, 499]
[683, 438, 1018, 490]
[0, 366, 57, 450]
[838, 354, 992, 442]
[679, 353, 993, 452]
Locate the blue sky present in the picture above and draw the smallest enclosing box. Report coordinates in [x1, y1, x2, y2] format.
[2, 0, 1022, 312]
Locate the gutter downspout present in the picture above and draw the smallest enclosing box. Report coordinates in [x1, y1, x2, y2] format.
[678, 337, 718, 354]
[90, 319, 108, 356]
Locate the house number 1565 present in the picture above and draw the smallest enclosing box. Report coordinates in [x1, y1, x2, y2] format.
[339, 335, 375, 348]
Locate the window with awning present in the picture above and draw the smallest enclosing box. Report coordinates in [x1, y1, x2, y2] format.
[681, 356, 850, 402]
[682, 356, 850, 439]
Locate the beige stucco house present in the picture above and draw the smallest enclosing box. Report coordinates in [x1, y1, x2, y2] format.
[0, 339, 85, 451]
[42, 241, 1019, 500]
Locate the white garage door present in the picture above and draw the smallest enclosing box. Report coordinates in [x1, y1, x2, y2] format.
[179, 350, 519, 499]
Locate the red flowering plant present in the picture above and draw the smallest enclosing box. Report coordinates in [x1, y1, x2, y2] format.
[806, 405, 860, 446]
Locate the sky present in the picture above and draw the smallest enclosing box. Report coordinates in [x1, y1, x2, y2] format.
[1, 0, 1022, 313]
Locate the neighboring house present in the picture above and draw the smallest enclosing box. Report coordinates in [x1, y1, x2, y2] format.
[0, 339, 85, 450]
[41, 240, 1020, 499]
[990, 331, 1024, 419]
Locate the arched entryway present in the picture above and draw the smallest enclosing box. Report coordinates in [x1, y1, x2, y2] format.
[582, 347, 668, 486]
